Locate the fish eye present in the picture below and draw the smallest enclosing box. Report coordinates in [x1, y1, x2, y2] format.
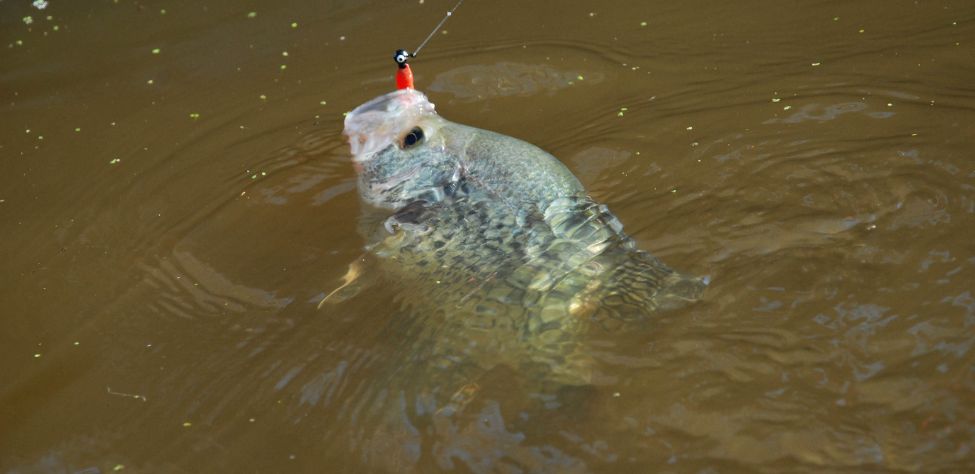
[401, 127, 424, 149]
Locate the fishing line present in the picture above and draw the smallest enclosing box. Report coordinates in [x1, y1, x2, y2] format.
[394, 0, 465, 89]
[412, 0, 465, 58]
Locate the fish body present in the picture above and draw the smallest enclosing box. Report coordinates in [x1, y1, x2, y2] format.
[342, 89, 706, 384]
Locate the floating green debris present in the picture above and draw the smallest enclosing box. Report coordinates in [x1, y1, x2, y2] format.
[640, 21, 647, 27]
[147, 79, 154, 85]
[247, 11, 257, 19]
[15, 39, 24, 46]
[281, 51, 289, 57]
[151, 48, 161, 55]
[291, 22, 298, 29]
[74, 127, 81, 132]
[811, 61, 821, 66]
[577, 75, 584, 81]
[771, 97, 781, 103]
[112, 465, 124, 472]
[617, 107, 628, 117]
[189, 112, 200, 119]
[259, 94, 267, 100]
[23, 16, 33, 25]
[160, 9, 167, 15]
[319, 100, 327, 106]
[52, 25, 59, 31]
[833, 16, 839, 21]
[110, 158, 121, 165]
[182, 421, 192, 427]
[33, 353, 41, 358]
[686, 126, 693, 130]
[280, 64, 287, 70]
[783, 105, 792, 110]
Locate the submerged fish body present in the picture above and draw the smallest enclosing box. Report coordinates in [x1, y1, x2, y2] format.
[342, 89, 706, 384]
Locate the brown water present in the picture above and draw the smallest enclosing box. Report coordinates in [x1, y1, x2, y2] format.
[2, 0, 974, 472]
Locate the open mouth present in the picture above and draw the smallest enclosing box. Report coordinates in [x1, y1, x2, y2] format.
[344, 131, 394, 163]
[343, 89, 438, 160]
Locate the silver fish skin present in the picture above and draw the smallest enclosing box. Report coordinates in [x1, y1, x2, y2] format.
[342, 90, 707, 383]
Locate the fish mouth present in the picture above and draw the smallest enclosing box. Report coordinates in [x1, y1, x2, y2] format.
[343, 89, 437, 160]
[345, 132, 391, 163]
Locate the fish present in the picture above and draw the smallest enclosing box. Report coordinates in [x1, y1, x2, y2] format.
[338, 89, 707, 385]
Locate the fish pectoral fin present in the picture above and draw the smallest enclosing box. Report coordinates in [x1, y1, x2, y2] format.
[383, 199, 436, 235]
[434, 382, 481, 418]
[317, 254, 376, 309]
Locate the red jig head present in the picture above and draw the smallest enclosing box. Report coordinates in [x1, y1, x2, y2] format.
[394, 49, 414, 90]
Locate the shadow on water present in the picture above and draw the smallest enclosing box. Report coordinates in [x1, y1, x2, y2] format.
[2, 0, 975, 472]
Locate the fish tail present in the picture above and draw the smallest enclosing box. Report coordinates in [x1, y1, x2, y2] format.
[583, 250, 708, 325]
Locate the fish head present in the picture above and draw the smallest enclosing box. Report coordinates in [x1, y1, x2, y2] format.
[344, 89, 461, 209]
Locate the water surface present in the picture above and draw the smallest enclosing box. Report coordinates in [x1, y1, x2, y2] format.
[2, 0, 974, 472]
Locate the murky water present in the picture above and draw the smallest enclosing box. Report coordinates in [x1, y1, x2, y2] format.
[2, 0, 974, 472]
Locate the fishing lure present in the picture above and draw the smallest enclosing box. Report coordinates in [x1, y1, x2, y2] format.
[393, 0, 465, 90]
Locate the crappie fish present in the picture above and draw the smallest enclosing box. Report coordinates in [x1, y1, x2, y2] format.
[339, 89, 707, 384]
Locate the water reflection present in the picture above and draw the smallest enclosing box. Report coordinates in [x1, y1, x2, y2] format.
[430, 62, 603, 101]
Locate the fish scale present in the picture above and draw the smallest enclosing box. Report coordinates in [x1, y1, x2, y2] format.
[364, 184, 698, 384]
